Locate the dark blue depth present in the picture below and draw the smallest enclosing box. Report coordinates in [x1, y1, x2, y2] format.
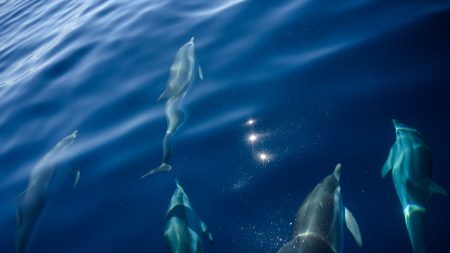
[1, 0, 450, 252]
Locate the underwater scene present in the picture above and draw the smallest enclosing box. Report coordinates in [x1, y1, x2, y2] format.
[1, 0, 450, 252]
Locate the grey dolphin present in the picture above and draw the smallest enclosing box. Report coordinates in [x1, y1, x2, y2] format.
[164, 179, 213, 253]
[142, 37, 203, 179]
[278, 164, 362, 253]
[15, 130, 78, 253]
[382, 119, 447, 253]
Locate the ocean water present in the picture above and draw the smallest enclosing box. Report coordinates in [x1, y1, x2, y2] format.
[1, 0, 450, 252]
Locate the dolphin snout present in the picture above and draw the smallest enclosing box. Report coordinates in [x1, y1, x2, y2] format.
[392, 119, 401, 128]
[190, 37, 194, 43]
[334, 163, 342, 181]
[175, 179, 183, 190]
[392, 119, 403, 131]
[72, 130, 78, 138]
[392, 119, 410, 131]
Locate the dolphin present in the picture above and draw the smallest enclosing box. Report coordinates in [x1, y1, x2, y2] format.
[164, 179, 213, 253]
[278, 164, 362, 253]
[382, 119, 447, 253]
[141, 37, 203, 179]
[15, 130, 78, 253]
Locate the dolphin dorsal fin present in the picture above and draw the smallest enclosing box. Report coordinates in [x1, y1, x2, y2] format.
[428, 180, 447, 196]
[345, 207, 362, 248]
[198, 66, 203, 80]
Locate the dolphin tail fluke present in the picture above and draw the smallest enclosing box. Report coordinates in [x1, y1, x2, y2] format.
[345, 207, 363, 247]
[404, 205, 427, 253]
[428, 180, 447, 196]
[140, 163, 172, 179]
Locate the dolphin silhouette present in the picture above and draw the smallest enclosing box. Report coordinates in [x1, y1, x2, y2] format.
[164, 179, 213, 253]
[382, 119, 447, 253]
[278, 164, 362, 253]
[142, 37, 203, 179]
[15, 130, 78, 253]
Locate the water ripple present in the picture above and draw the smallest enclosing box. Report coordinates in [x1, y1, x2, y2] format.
[1, 0, 450, 252]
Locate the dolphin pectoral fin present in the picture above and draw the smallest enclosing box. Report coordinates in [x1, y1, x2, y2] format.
[10, 189, 28, 205]
[140, 163, 172, 179]
[404, 205, 426, 253]
[381, 162, 392, 178]
[345, 207, 362, 248]
[382, 146, 396, 178]
[157, 87, 171, 101]
[73, 170, 80, 189]
[428, 180, 447, 196]
[200, 219, 213, 243]
[198, 65, 203, 80]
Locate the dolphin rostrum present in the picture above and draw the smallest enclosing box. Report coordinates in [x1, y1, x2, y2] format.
[164, 179, 213, 253]
[141, 37, 203, 179]
[278, 164, 362, 253]
[15, 130, 78, 253]
[382, 119, 447, 253]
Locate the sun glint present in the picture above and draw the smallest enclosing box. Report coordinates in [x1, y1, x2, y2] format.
[246, 119, 255, 126]
[258, 152, 268, 161]
[248, 133, 258, 143]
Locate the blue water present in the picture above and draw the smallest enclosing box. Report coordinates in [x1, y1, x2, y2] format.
[1, 0, 450, 252]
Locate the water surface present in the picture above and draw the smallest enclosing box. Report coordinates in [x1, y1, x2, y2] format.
[1, 0, 450, 252]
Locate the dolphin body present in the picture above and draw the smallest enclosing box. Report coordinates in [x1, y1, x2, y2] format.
[382, 119, 447, 253]
[278, 164, 362, 253]
[15, 131, 78, 253]
[142, 37, 203, 179]
[164, 180, 213, 253]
